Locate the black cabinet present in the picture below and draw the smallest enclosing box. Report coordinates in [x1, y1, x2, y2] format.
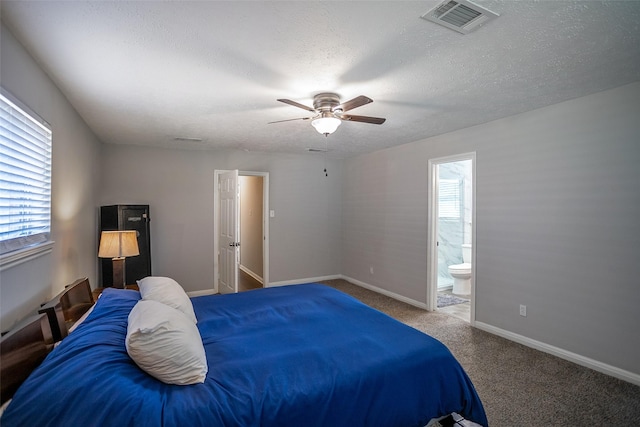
[99, 205, 151, 287]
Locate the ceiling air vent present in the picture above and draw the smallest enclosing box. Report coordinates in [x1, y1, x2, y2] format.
[421, 0, 498, 34]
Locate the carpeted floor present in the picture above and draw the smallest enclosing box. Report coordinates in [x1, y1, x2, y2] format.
[321, 279, 640, 426]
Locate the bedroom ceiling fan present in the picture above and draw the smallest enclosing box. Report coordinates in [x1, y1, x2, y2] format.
[269, 93, 386, 136]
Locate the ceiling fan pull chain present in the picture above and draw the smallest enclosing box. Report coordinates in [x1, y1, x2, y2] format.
[324, 139, 328, 177]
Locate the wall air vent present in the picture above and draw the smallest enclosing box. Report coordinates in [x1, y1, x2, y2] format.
[421, 0, 499, 34]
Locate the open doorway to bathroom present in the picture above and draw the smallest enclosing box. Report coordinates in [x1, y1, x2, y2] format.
[427, 153, 475, 324]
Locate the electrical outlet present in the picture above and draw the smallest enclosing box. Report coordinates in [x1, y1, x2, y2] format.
[369, 266, 374, 275]
[519, 304, 527, 317]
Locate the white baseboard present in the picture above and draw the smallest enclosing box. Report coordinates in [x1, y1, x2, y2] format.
[332, 277, 640, 387]
[187, 289, 216, 297]
[191, 274, 640, 386]
[341, 275, 428, 310]
[267, 275, 427, 310]
[268, 274, 342, 287]
[475, 321, 640, 387]
[239, 264, 263, 284]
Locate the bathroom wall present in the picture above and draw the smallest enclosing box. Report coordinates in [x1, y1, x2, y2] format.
[437, 160, 472, 288]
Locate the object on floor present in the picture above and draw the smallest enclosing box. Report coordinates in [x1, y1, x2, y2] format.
[437, 293, 469, 308]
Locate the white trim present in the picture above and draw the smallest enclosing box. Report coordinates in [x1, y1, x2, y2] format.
[427, 159, 438, 312]
[475, 321, 640, 387]
[187, 289, 217, 297]
[268, 274, 342, 287]
[1, 87, 50, 129]
[0, 240, 54, 272]
[213, 170, 223, 294]
[238, 264, 263, 284]
[342, 275, 428, 310]
[268, 275, 428, 310]
[345, 274, 640, 386]
[193, 271, 640, 386]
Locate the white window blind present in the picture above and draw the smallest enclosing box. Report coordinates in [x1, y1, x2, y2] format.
[438, 179, 461, 219]
[0, 89, 52, 255]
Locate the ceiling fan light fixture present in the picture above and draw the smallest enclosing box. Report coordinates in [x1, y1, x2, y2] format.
[311, 115, 341, 136]
[272, 92, 385, 135]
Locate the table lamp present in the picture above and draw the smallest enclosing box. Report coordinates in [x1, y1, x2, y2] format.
[98, 230, 140, 288]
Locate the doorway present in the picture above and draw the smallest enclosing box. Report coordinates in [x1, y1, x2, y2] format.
[427, 153, 475, 324]
[214, 170, 269, 294]
[238, 175, 265, 291]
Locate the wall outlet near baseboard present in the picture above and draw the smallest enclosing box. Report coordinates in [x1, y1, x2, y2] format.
[519, 304, 527, 317]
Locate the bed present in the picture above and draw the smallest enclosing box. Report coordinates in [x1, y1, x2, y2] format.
[1, 282, 487, 426]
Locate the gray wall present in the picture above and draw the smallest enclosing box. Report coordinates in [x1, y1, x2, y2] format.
[0, 24, 102, 330]
[99, 144, 343, 292]
[343, 82, 640, 376]
[240, 175, 264, 278]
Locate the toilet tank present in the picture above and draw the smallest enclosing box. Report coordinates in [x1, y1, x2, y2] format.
[462, 244, 472, 263]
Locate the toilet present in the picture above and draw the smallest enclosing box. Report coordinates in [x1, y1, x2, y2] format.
[448, 243, 472, 295]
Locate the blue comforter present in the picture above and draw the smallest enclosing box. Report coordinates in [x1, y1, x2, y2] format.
[2, 284, 487, 426]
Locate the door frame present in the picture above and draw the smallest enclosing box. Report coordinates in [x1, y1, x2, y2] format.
[214, 170, 269, 293]
[427, 152, 476, 325]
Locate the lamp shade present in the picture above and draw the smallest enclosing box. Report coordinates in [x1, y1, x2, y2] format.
[311, 116, 341, 136]
[98, 231, 140, 258]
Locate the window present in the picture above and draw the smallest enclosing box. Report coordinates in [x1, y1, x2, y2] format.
[438, 179, 461, 219]
[0, 88, 52, 257]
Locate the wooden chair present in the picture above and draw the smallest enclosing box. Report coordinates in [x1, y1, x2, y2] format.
[39, 277, 94, 342]
[0, 313, 54, 405]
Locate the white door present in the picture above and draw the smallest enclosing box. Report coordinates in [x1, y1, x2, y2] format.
[219, 170, 239, 294]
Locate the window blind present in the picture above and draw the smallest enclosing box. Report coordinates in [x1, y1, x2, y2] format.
[0, 90, 52, 255]
[438, 179, 461, 219]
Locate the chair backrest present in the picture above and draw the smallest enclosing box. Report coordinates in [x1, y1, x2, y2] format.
[39, 277, 93, 342]
[60, 277, 93, 324]
[0, 313, 54, 405]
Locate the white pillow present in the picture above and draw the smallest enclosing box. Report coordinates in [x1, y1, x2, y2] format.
[126, 299, 208, 385]
[137, 276, 197, 323]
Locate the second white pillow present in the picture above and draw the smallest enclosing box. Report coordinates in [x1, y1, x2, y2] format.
[137, 276, 197, 323]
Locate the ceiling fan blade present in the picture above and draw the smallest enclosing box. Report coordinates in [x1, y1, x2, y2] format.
[277, 99, 316, 112]
[268, 117, 312, 124]
[337, 95, 373, 112]
[341, 114, 386, 125]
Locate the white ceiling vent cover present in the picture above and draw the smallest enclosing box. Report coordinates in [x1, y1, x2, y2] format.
[421, 0, 499, 34]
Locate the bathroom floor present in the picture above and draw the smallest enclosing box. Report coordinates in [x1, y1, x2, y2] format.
[438, 289, 470, 322]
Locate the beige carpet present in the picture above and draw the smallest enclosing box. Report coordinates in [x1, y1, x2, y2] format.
[321, 279, 640, 426]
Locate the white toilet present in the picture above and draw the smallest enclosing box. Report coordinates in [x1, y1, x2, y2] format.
[448, 243, 472, 295]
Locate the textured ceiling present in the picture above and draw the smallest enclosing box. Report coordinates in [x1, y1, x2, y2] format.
[2, 1, 640, 157]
